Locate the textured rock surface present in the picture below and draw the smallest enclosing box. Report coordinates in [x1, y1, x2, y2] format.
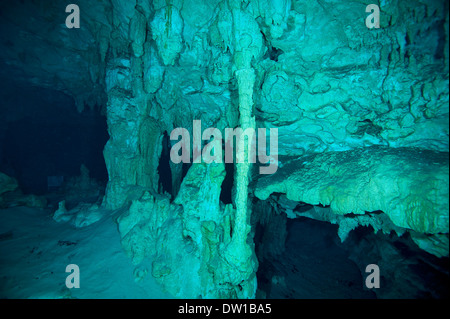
[118, 163, 257, 298]
[0, 0, 110, 112]
[257, 0, 449, 155]
[255, 147, 449, 256]
[1, 0, 448, 298]
[1, 0, 447, 152]
[53, 201, 103, 228]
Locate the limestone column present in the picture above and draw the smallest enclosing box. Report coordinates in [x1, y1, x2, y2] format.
[220, 0, 263, 298]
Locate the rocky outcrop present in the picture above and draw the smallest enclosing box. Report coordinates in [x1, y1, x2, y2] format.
[0, 172, 18, 195]
[255, 146, 449, 257]
[53, 200, 103, 228]
[117, 162, 257, 298]
[0, 172, 47, 209]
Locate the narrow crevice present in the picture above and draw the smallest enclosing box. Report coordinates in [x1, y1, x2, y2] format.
[220, 162, 234, 205]
[157, 130, 173, 197]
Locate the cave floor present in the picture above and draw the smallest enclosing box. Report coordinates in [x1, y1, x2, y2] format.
[1, 205, 445, 299]
[0, 206, 171, 299]
[1, 205, 376, 299]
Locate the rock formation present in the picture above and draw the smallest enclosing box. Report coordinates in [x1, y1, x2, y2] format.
[0, 0, 448, 298]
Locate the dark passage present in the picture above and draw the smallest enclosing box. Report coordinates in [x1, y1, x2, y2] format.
[158, 131, 173, 196]
[220, 162, 234, 204]
[255, 216, 376, 299]
[255, 212, 449, 299]
[0, 83, 109, 195]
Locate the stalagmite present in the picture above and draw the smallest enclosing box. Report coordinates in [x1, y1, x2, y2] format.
[218, 0, 264, 298]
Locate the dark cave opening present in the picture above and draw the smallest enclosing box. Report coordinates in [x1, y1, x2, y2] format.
[254, 214, 375, 299]
[268, 47, 284, 62]
[433, 18, 447, 60]
[220, 162, 235, 205]
[0, 83, 109, 196]
[253, 200, 450, 299]
[345, 225, 449, 299]
[181, 161, 191, 181]
[158, 130, 173, 196]
[260, 30, 284, 62]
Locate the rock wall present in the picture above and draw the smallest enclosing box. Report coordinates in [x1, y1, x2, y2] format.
[1, 0, 448, 297]
[64, 0, 450, 295]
